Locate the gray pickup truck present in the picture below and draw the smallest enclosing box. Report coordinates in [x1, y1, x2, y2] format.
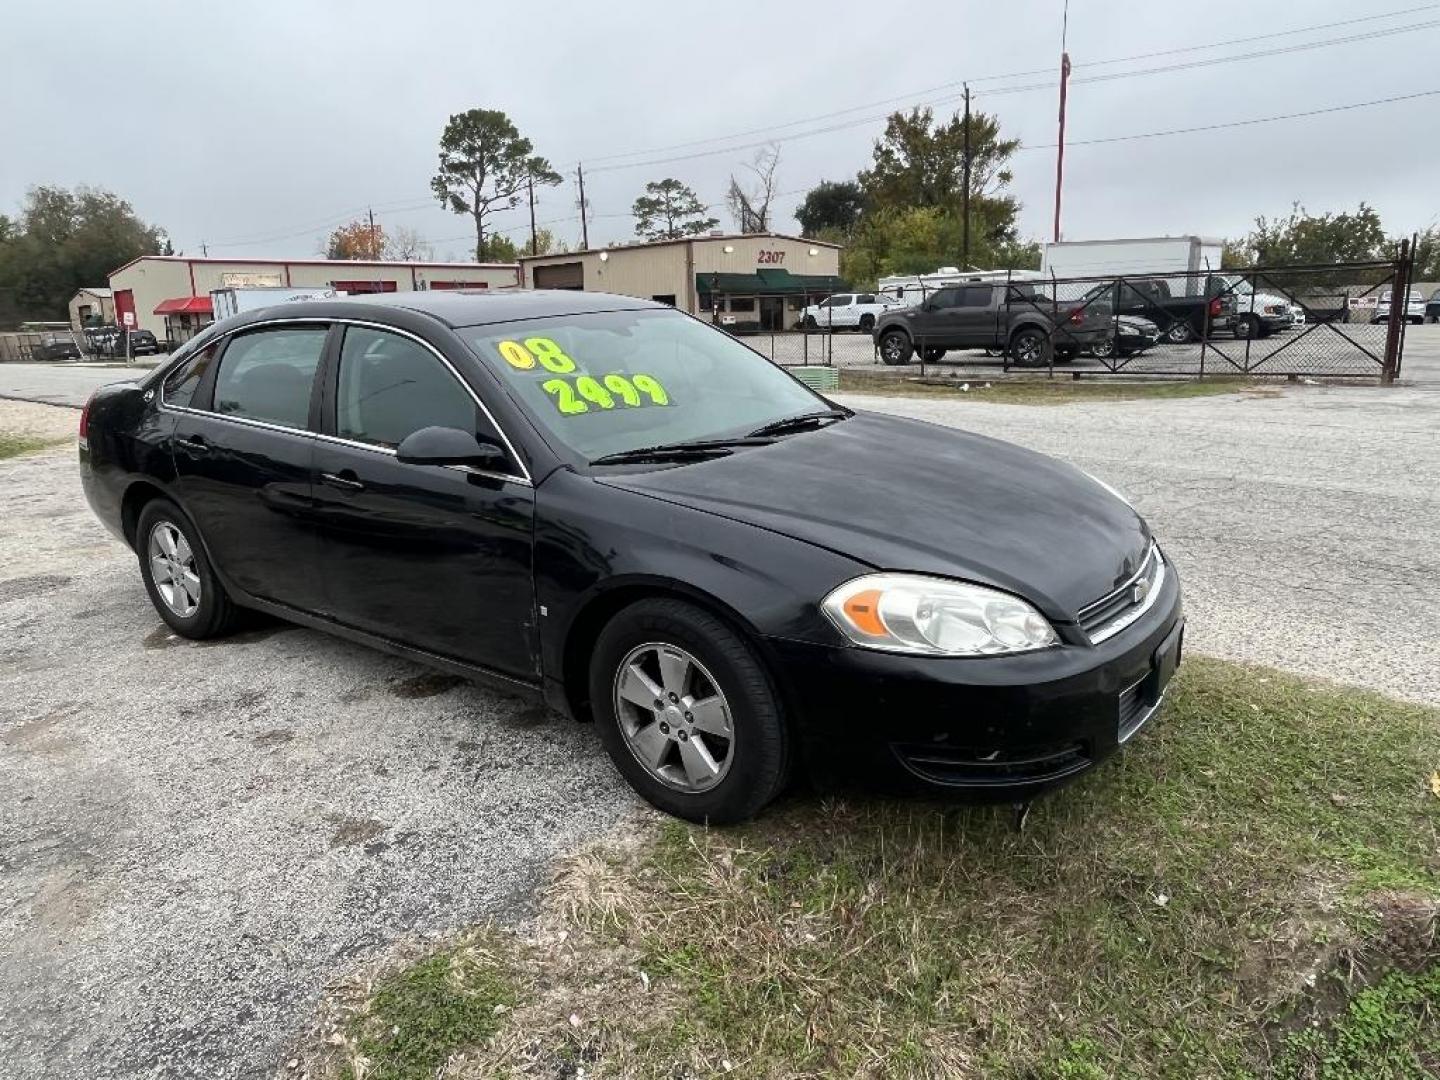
[872, 282, 1112, 367]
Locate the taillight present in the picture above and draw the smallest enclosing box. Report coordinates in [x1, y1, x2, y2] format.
[1208, 297, 1223, 318]
[78, 392, 95, 449]
[1068, 308, 1085, 325]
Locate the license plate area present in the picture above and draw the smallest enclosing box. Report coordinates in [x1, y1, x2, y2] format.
[1118, 621, 1184, 744]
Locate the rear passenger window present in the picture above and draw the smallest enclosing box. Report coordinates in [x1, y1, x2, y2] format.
[212, 327, 327, 429]
[162, 343, 220, 409]
[335, 327, 481, 449]
[858, 294, 876, 304]
[960, 286, 995, 307]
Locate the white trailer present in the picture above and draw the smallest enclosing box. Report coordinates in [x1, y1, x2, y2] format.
[1041, 236, 1225, 296]
[210, 286, 346, 323]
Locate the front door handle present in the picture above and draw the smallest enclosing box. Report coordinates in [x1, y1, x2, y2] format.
[320, 471, 365, 492]
[175, 434, 208, 452]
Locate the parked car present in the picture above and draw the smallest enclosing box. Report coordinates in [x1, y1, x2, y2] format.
[799, 292, 903, 333]
[78, 291, 1183, 824]
[123, 329, 163, 356]
[1204, 275, 1296, 339]
[1089, 315, 1161, 360]
[1373, 289, 1426, 325]
[1076, 279, 1232, 345]
[873, 282, 1114, 366]
[33, 333, 82, 361]
[1427, 288, 1440, 324]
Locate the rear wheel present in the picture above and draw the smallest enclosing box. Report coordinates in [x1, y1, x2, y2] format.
[589, 598, 790, 824]
[1091, 336, 1117, 360]
[1163, 321, 1194, 344]
[136, 498, 240, 639]
[1233, 314, 1261, 340]
[879, 330, 914, 365]
[921, 346, 947, 362]
[1009, 327, 1050, 368]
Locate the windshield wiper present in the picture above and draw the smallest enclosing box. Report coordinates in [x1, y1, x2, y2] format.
[589, 436, 774, 467]
[746, 408, 850, 439]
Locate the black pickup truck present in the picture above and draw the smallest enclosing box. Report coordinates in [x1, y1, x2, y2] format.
[873, 282, 1112, 366]
[1076, 278, 1234, 344]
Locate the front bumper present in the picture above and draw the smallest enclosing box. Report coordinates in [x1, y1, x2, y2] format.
[767, 564, 1183, 798]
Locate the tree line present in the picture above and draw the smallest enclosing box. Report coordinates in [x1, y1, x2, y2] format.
[4, 101, 1437, 324]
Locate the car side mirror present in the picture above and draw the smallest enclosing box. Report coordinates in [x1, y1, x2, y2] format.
[395, 426, 509, 470]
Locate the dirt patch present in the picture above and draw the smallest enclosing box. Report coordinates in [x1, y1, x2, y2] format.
[0, 574, 71, 604]
[324, 814, 389, 849]
[388, 673, 467, 699]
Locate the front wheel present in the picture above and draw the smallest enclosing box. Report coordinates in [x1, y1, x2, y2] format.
[1233, 314, 1261, 340]
[857, 314, 875, 334]
[590, 598, 790, 824]
[136, 498, 240, 639]
[1163, 321, 1194, 344]
[1090, 336, 1117, 360]
[879, 330, 914, 365]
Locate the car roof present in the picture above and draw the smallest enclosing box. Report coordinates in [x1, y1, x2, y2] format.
[230, 288, 664, 331]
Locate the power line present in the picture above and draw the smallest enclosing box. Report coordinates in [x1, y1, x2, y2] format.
[1016, 87, 1440, 151]
[577, 3, 1439, 167]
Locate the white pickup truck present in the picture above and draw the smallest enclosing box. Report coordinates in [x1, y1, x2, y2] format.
[799, 292, 904, 333]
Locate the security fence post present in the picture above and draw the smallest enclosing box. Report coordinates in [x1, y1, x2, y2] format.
[1382, 238, 1410, 386]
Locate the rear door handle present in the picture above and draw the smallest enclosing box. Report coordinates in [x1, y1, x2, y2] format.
[319, 471, 365, 492]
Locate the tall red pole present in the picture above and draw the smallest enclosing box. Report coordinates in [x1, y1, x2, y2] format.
[1052, 51, 1070, 243]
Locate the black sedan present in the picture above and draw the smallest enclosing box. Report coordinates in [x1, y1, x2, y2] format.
[78, 291, 1183, 823]
[34, 333, 83, 361]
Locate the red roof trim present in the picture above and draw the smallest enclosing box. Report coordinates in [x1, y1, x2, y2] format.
[109, 255, 518, 277]
[154, 296, 214, 315]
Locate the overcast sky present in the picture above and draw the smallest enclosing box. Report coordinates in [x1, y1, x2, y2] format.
[3, 0, 1437, 262]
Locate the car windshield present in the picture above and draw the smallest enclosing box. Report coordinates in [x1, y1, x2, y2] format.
[465, 308, 827, 462]
[1215, 275, 1253, 296]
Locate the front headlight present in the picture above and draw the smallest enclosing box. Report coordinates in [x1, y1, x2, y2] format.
[822, 574, 1058, 656]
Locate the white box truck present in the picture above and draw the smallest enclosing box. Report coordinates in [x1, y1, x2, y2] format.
[210, 286, 346, 322]
[1041, 236, 1225, 295]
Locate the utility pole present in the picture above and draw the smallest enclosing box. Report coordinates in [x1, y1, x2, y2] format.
[961, 84, 971, 268]
[576, 163, 590, 250]
[1052, 0, 1071, 243]
[528, 177, 538, 256]
[367, 207, 378, 258]
[200, 240, 208, 257]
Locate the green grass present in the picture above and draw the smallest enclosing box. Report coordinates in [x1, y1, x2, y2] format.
[837, 369, 1259, 404]
[313, 659, 1439, 1078]
[337, 932, 516, 1080]
[0, 433, 60, 459]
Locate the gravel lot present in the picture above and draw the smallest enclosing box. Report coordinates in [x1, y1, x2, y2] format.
[1, 364, 1437, 1077]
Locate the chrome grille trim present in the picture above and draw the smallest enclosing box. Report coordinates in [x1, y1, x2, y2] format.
[1079, 543, 1165, 645]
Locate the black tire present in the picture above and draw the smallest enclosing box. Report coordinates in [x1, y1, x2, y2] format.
[802, 314, 818, 330]
[921, 346, 947, 362]
[589, 598, 790, 824]
[879, 330, 914, 365]
[1234, 314, 1260, 340]
[1009, 327, 1050, 368]
[858, 313, 875, 333]
[1163, 321, 1194, 345]
[1091, 336, 1117, 360]
[136, 498, 240, 640]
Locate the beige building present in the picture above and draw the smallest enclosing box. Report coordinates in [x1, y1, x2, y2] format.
[107, 256, 520, 341]
[68, 287, 116, 332]
[519, 233, 845, 332]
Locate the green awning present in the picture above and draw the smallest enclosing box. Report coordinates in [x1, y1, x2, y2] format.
[696, 272, 848, 296]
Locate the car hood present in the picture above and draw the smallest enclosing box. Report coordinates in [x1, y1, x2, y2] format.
[595, 412, 1151, 620]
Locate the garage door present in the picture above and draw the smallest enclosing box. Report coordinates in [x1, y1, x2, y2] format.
[533, 263, 584, 290]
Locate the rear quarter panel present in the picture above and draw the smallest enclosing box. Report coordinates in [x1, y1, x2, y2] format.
[79, 382, 178, 547]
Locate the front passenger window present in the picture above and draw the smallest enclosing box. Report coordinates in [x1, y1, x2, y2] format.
[212, 327, 327, 429]
[335, 327, 484, 449]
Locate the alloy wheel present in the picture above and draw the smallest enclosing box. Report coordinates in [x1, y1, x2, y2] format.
[1164, 322, 1193, 344]
[613, 642, 734, 793]
[147, 521, 200, 618]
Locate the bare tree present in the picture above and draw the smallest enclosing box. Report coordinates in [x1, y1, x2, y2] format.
[383, 225, 433, 262]
[725, 144, 781, 233]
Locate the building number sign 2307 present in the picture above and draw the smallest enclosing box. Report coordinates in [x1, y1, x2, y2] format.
[757, 250, 785, 264]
